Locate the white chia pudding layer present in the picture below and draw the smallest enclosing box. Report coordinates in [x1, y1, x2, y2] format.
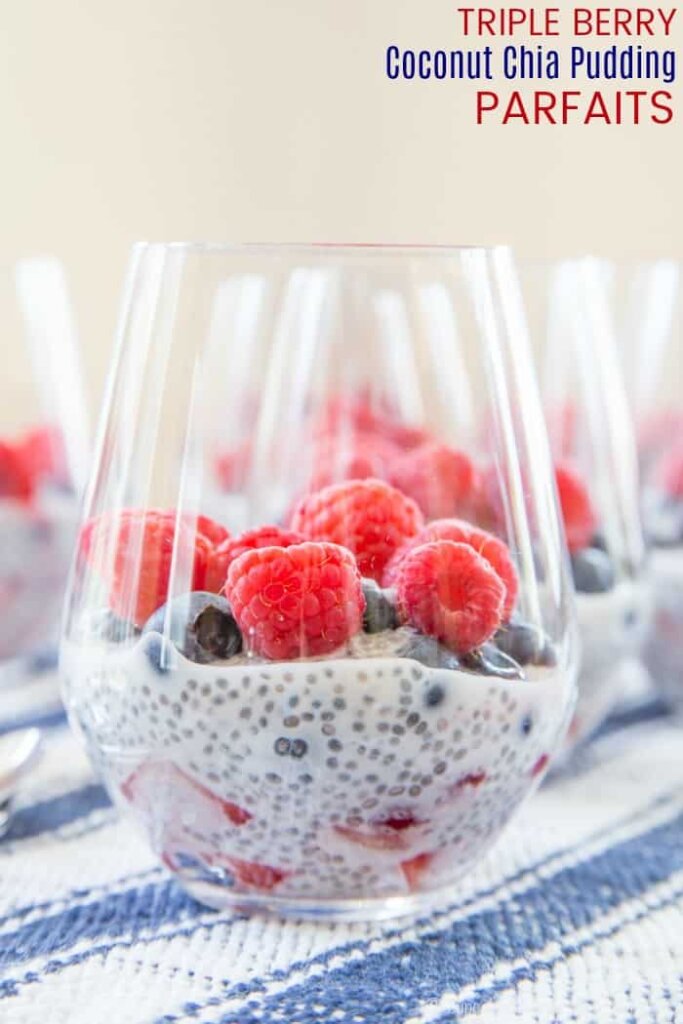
[62, 632, 573, 901]
[644, 547, 683, 699]
[571, 579, 651, 743]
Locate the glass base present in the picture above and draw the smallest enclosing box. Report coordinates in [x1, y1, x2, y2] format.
[180, 875, 453, 922]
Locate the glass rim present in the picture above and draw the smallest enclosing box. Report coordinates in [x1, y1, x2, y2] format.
[132, 241, 508, 258]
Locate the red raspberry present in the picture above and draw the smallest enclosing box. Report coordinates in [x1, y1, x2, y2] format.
[307, 431, 396, 492]
[214, 441, 251, 489]
[0, 440, 34, 503]
[384, 518, 519, 620]
[289, 478, 423, 583]
[395, 540, 505, 654]
[400, 852, 434, 890]
[193, 514, 230, 547]
[86, 509, 212, 627]
[206, 525, 304, 594]
[555, 463, 597, 554]
[389, 442, 476, 520]
[18, 426, 67, 484]
[653, 442, 683, 498]
[225, 541, 364, 659]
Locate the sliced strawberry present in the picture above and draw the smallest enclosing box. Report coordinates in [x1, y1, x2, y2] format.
[218, 855, 291, 891]
[531, 753, 550, 778]
[400, 852, 435, 890]
[121, 761, 251, 826]
[334, 811, 426, 851]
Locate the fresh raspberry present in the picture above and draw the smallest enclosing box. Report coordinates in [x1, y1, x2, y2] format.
[555, 463, 597, 554]
[193, 514, 230, 547]
[206, 525, 304, 594]
[395, 540, 505, 654]
[289, 478, 423, 583]
[0, 441, 34, 502]
[217, 855, 291, 891]
[400, 852, 434, 890]
[653, 442, 683, 498]
[389, 442, 476, 520]
[334, 810, 426, 851]
[18, 426, 67, 484]
[225, 541, 364, 659]
[384, 518, 518, 620]
[307, 431, 396, 492]
[85, 509, 212, 627]
[214, 441, 251, 489]
[121, 761, 251, 826]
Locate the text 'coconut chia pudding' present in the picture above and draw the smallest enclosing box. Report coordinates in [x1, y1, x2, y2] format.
[63, 478, 574, 912]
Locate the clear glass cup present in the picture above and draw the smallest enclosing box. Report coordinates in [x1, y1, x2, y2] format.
[518, 257, 649, 747]
[61, 243, 578, 920]
[0, 257, 89, 684]
[614, 260, 683, 702]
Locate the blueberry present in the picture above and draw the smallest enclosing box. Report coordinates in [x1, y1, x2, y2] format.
[590, 532, 608, 552]
[460, 643, 524, 680]
[399, 631, 460, 670]
[570, 547, 616, 594]
[495, 619, 556, 668]
[142, 592, 242, 665]
[143, 634, 173, 675]
[361, 579, 398, 633]
[87, 608, 139, 644]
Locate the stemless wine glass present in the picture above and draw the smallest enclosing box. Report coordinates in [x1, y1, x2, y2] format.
[61, 243, 578, 920]
[0, 257, 88, 685]
[518, 257, 649, 747]
[615, 260, 683, 699]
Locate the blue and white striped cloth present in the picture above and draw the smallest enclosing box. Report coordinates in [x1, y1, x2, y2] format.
[1, 671, 682, 1024]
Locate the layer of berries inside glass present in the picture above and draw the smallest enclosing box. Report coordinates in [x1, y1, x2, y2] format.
[79, 394, 600, 677]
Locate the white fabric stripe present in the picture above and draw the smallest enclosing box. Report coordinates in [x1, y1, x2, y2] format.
[454, 873, 683, 1024]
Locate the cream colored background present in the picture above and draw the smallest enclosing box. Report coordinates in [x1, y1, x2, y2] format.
[0, 0, 681, 425]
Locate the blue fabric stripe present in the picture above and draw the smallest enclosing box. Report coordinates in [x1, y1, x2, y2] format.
[0, 783, 111, 845]
[0, 880, 201, 976]
[193, 808, 683, 1024]
[432, 880, 683, 1022]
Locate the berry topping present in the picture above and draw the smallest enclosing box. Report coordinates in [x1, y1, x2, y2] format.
[361, 578, 399, 633]
[395, 540, 505, 655]
[0, 441, 34, 503]
[87, 608, 139, 644]
[290, 478, 423, 583]
[224, 541, 365, 660]
[400, 633, 460, 671]
[494, 618, 556, 667]
[19, 426, 67, 485]
[653, 442, 683, 499]
[307, 431, 396, 492]
[206, 525, 304, 594]
[193, 515, 230, 547]
[85, 510, 212, 628]
[570, 547, 616, 594]
[555, 463, 597, 554]
[400, 852, 434, 890]
[460, 643, 524, 680]
[143, 591, 243, 666]
[384, 518, 519, 620]
[389, 442, 476, 520]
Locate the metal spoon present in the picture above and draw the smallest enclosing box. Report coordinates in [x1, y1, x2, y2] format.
[0, 728, 43, 836]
